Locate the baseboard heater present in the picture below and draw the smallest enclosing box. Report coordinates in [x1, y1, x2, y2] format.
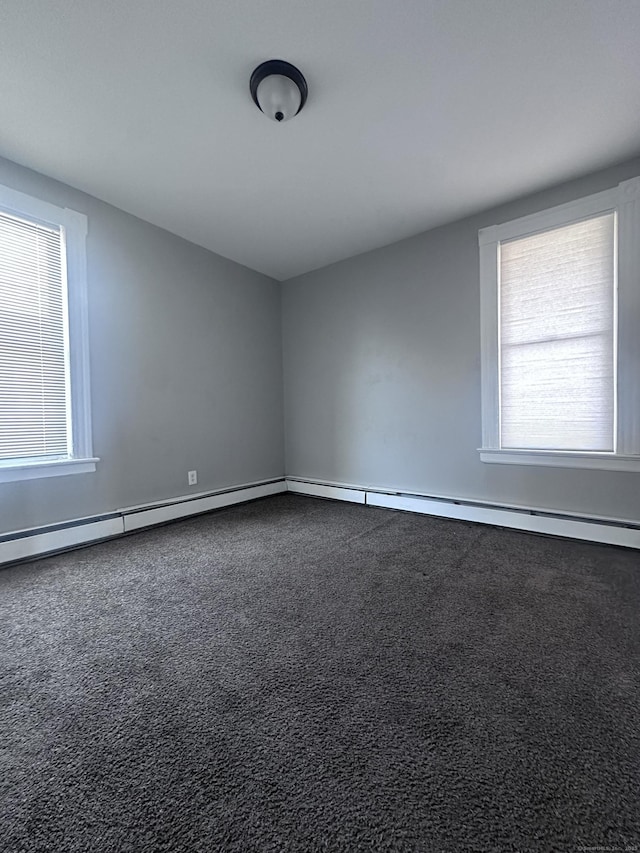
[0, 478, 287, 566]
[286, 478, 640, 550]
[3, 475, 638, 567]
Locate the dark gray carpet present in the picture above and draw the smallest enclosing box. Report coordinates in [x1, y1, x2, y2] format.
[1, 494, 639, 852]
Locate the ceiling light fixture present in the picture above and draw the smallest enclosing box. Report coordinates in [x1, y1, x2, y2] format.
[250, 60, 308, 123]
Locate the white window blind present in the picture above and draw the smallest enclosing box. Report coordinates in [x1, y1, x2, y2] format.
[499, 213, 615, 452]
[0, 209, 71, 462]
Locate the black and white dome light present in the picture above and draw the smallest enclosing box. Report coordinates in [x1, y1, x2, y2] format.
[250, 60, 308, 122]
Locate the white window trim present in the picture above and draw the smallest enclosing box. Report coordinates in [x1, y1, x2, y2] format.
[0, 183, 97, 483]
[0, 457, 99, 482]
[478, 177, 640, 471]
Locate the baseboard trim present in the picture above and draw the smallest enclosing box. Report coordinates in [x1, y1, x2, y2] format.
[286, 479, 365, 504]
[285, 478, 640, 549]
[5, 474, 637, 566]
[121, 479, 287, 532]
[0, 517, 125, 565]
[1, 479, 287, 566]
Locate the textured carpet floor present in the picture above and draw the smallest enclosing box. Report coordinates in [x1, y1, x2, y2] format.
[1, 494, 639, 852]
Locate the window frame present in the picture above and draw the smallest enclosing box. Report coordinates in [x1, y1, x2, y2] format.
[478, 176, 640, 472]
[0, 183, 97, 482]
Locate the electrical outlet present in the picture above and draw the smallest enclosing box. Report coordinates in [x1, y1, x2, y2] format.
[188, 470, 197, 486]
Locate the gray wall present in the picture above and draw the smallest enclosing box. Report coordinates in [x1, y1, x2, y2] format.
[282, 157, 640, 522]
[1, 157, 284, 534]
[4, 153, 639, 535]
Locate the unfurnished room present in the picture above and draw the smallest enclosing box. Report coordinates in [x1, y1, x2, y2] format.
[1, 2, 639, 851]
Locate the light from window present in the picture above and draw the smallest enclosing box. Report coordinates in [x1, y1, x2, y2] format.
[478, 176, 640, 472]
[499, 213, 615, 452]
[0, 210, 71, 461]
[0, 184, 94, 482]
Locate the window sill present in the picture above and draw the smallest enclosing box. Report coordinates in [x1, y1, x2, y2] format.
[0, 457, 99, 483]
[479, 450, 640, 472]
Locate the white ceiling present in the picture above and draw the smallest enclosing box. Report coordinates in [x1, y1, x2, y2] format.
[1, 0, 640, 281]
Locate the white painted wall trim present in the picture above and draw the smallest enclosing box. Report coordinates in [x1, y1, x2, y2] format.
[4, 475, 637, 567]
[119, 478, 286, 513]
[286, 478, 365, 504]
[479, 450, 640, 472]
[479, 176, 640, 464]
[285, 476, 637, 524]
[0, 517, 124, 565]
[0, 479, 287, 566]
[121, 479, 286, 532]
[0, 457, 99, 483]
[365, 493, 640, 549]
[286, 478, 640, 550]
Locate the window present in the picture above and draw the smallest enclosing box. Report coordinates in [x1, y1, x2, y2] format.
[479, 177, 640, 471]
[0, 184, 96, 482]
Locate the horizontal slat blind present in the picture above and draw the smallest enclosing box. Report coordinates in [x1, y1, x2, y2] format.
[499, 213, 615, 451]
[0, 210, 70, 461]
